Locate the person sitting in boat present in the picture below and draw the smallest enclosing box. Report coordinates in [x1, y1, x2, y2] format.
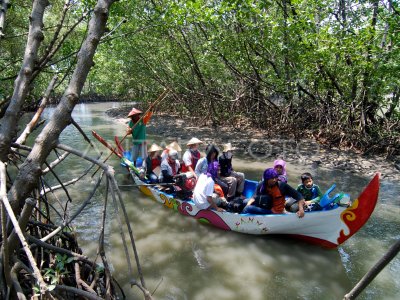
[193, 172, 226, 212]
[288, 172, 323, 212]
[181, 137, 203, 178]
[161, 141, 182, 160]
[126, 105, 154, 167]
[139, 143, 163, 183]
[242, 168, 305, 217]
[195, 144, 229, 197]
[274, 159, 288, 183]
[159, 150, 180, 184]
[219, 143, 245, 200]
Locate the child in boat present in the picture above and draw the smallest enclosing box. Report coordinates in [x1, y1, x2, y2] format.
[139, 144, 163, 183]
[274, 159, 288, 183]
[286, 172, 323, 212]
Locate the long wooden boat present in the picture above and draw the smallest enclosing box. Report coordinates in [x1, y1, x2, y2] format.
[122, 156, 380, 249]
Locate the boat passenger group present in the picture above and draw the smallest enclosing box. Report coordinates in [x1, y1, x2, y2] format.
[126, 106, 330, 218]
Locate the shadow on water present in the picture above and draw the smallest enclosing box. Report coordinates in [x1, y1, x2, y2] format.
[38, 103, 399, 300]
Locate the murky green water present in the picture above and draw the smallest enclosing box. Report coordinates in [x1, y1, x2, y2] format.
[39, 103, 399, 299]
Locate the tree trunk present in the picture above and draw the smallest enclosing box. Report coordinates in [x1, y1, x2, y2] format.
[7, 0, 116, 214]
[0, 0, 49, 162]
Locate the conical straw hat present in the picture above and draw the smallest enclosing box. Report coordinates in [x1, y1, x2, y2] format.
[166, 141, 182, 152]
[186, 137, 203, 146]
[127, 107, 142, 117]
[148, 144, 163, 153]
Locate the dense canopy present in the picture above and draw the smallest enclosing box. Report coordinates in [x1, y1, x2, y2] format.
[1, 0, 399, 155]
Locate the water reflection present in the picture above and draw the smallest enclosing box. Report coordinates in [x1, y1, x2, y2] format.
[39, 103, 399, 300]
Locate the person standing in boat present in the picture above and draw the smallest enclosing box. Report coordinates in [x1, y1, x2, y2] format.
[126, 105, 154, 166]
[159, 150, 180, 184]
[193, 171, 225, 212]
[274, 159, 288, 183]
[219, 143, 245, 200]
[243, 168, 305, 217]
[181, 137, 203, 179]
[139, 144, 163, 183]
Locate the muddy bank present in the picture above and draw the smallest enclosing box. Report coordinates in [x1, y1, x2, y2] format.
[106, 107, 400, 182]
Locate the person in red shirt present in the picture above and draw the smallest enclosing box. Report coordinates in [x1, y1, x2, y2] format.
[182, 137, 203, 178]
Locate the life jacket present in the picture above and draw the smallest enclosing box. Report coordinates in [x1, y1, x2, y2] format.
[145, 156, 161, 175]
[151, 157, 161, 170]
[266, 185, 285, 214]
[181, 150, 201, 172]
[168, 160, 178, 176]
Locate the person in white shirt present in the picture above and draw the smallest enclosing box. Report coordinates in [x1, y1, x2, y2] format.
[193, 173, 225, 212]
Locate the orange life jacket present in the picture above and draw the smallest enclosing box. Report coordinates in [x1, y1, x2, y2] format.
[266, 185, 285, 214]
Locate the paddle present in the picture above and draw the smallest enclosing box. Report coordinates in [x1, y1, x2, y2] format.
[91, 130, 122, 158]
[119, 182, 175, 187]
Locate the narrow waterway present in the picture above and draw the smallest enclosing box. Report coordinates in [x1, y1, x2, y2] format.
[40, 103, 399, 300]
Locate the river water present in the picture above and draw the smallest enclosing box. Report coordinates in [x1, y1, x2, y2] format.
[40, 103, 399, 299]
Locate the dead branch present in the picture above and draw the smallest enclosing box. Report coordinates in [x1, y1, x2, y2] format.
[0, 162, 48, 295]
[70, 118, 101, 152]
[41, 151, 70, 174]
[15, 75, 58, 145]
[98, 177, 113, 298]
[108, 173, 153, 299]
[1, 194, 11, 290]
[7, 198, 37, 261]
[43, 161, 73, 204]
[107, 174, 133, 276]
[40, 170, 104, 243]
[53, 284, 103, 300]
[31, 9, 91, 82]
[27, 235, 91, 264]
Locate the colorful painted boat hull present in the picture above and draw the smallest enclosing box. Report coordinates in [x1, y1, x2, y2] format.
[128, 167, 379, 248]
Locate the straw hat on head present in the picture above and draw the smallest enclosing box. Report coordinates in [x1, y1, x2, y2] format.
[148, 144, 163, 153]
[186, 137, 203, 146]
[166, 141, 182, 152]
[222, 143, 236, 152]
[127, 107, 142, 117]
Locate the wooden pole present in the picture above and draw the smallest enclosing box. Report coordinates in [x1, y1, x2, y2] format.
[343, 238, 400, 300]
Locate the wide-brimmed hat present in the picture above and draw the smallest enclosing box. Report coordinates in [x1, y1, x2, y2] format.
[187, 137, 203, 146]
[166, 141, 182, 152]
[222, 143, 236, 152]
[127, 107, 142, 117]
[148, 144, 163, 153]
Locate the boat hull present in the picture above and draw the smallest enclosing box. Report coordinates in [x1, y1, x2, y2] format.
[129, 170, 379, 248]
